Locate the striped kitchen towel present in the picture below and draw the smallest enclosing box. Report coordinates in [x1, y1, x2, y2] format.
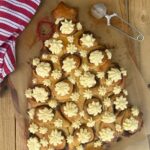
[0, 0, 41, 83]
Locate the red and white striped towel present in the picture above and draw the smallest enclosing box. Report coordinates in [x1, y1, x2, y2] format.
[0, 0, 41, 83]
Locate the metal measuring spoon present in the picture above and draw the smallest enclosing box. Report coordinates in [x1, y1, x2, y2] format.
[91, 3, 144, 41]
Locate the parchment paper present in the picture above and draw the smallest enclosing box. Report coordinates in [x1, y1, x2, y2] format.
[9, 0, 150, 150]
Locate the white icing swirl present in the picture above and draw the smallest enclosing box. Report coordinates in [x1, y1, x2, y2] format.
[80, 72, 96, 88]
[29, 123, 38, 134]
[76, 22, 82, 30]
[82, 64, 89, 71]
[55, 81, 70, 96]
[87, 118, 95, 127]
[64, 102, 78, 117]
[108, 68, 122, 82]
[80, 34, 95, 48]
[45, 39, 63, 54]
[101, 112, 116, 123]
[32, 58, 40, 66]
[105, 49, 112, 59]
[32, 87, 48, 103]
[68, 76, 76, 84]
[40, 138, 48, 147]
[115, 124, 123, 132]
[51, 69, 62, 80]
[27, 137, 41, 150]
[97, 72, 105, 79]
[54, 119, 63, 128]
[98, 86, 107, 96]
[62, 57, 76, 73]
[99, 128, 114, 142]
[131, 106, 139, 116]
[67, 36, 74, 43]
[77, 128, 91, 144]
[67, 135, 74, 144]
[80, 50, 87, 58]
[28, 108, 35, 120]
[74, 69, 82, 77]
[53, 32, 59, 38]
[66, 44, 77, 54]
[72, 120, 81, 129]
[70, 92, 80, 102]
[94, 140, 102, 148]
[103, 97, 111, 107]
[89, 50, 104, 66]
[39, 127, 48, 134]
[113, 86, 122, 94]
[43, 79, 51, 86]
[123, 117, 139, 132]
[83, 89, 93, 99]
[25, 88, 33, 98]
[36, 62, 51, 78]
[51, 55, 59, 63]
[60, 19, 75, 34]
[48, 99, 58, 108]
[87, 101, 102, 116]
[114, 96, 128, 110]
[48, 130, 64, 146]
[37, 107, 54, 123]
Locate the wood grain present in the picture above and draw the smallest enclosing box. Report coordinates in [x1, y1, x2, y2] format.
[128, 0, 150, 84]
[0, 90, 15, 150]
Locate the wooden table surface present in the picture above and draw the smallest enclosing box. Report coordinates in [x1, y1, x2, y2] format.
[0, 0, 150, 150]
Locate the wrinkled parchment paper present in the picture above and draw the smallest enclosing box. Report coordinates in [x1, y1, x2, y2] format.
[9, 0, 150, 150]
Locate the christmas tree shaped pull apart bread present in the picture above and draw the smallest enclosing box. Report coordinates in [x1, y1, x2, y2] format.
[25, 2, 143, 150]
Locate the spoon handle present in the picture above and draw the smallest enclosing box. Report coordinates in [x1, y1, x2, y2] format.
[105, 13, 144, 41]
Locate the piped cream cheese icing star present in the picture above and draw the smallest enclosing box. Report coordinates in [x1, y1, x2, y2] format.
[55, 81, 70, 96]
[32, 87, 49, 103]
[70, 92, 80, 101]
[99, 128, 114, 142]
[40, 138, 48, 147]
[45, 39, 63, 54]
[66, 43, 77, 54]
[35, 62, 51, 78]
[114, 96, 128, 110]
[60, 19, 75, 34]
[29, 123, 38, 134]
[37, 107, 54, 123]
[28, 108, 35, 120]
[62, 57, 77, 73]
[77, 128, 91, 144]
[83, 89, 93, 99]
[89, 50, 104, 66]
[87, 101, 102, 116]
[131, 106, 139, 116]
[80, 34, 95, 48]
[48, 130, 64, 146]
[101, 112, 116, 123]
[54, 119, 63, 128]
[87, 118, 95, 127]
[51, 69, 62, 80]
[108, 68, 122, 82]
[27, 137, 41, 150]
[123, 117, 139, 132]
[80, 72, 96, 88]
[98, 86, 107, 96]
[67, 135, 74, 144]
[39, 127, 48, 134]
[64, 102, 78, 117]
[72, 120, 81, 129]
